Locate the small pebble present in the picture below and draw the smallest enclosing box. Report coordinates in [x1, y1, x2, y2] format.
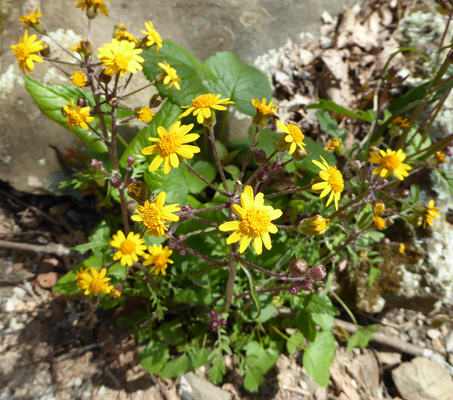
[97, 385, 107, 396]
[427, 328, 441, 341]
[73, 377, 82, 389]
[13, 287, 27, 298]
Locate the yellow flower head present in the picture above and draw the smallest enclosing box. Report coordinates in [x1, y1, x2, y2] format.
[10, 31, 44, 74]
[423, 199, 441, 228]
[276, 120, 307, 156]
[62, 100, 94, 131]
[373, 201, 386, 215]
[398, 243, 406, 254]
[324, 138, 342, 151]
[114, 24, 139, 43]
[71, 71, 87, 87]
[179, 94, 235, 125]
[369, 148, 412, 181]
[18, 6, 43, 28]
[136, 106, 155, 123]
[435, 151, 446, 165]
[373, 214, 386, 230]
[141, 21, 162, 54]
[110, 230, 147, 267]
[75, 0, 109, 18]
[143, 244, 174, 276]
[158, 61, 181, 90]
[77, 267, 113, 296]
[392, 116, 411, 128]
[359, 251, 367, 259]
[75, 266, 90, 284]
[97, 39, 144, 78]
[219, 186, 283, 254]
[298, 214, 330, 236]
[131, 192, 180, 238]
[251, 98, 278, 128]
[70, 41, 83, 53]
[142, 121, 200, 175]
[110, 287, 122, 298]
[312, 156, 344, 211]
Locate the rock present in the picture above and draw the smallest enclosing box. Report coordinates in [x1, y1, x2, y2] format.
[392, 357, 453, 400]
[376, 352, 402, 367]
[180, 372, 231, 400]
[73, 377, 82, 389]
[36, 272, 58, 289]
[445, 332, 453, 353]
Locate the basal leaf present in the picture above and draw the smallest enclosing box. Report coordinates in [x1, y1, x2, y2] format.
[316, 110, 341, 138]
[307, 99, 373, 121]
[209, 353, 226, 385]
[303, 331, 335, 387]
[138, 341, 170, 375]
[52, 268, 78, 295]
[189, 347, 210, 370]
[347, 325, 378, 352]
[286, 331, 305, 355]
[160, 354, 191, 380]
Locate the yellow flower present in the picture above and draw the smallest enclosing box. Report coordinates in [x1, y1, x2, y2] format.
[423, 199, 441, 228]
[75, 266, 90, 284]
[276, 120, 307, 155]
[392, 116, 411, 128]
[369, 148, 412, 181]
[77, 267, 113, 296]
[131, 192, 180, 238]
[324, 138, 342, 151]
[62, 100, 94, 131]
[251, 98, 278, 128]
[359, 251, 367, 259]
[114, 24, 139, 43]
[110, 230, 147, 267]
[143, 244, 174, 276]
[373, 215, 386, 230]
[142, 121, 200, 175]
[75, 0, 109, 18]
[141, 21, 162, 54]
[219, 185, 283, 254]
[435, 151, 446, 165]
[398, 243, 406, 254]
[70, 41, 83, 53]
[110, 287, 122, 298]
[298, 214, 330, 236]
[158, 61, 181, 90]
[97, 39, 144, 78]
[136, 107, 155, 123]
[18, 6, 42, 27]
[10, 31, 44, 74]
[179, 94, 234, 125]
[373, 201, 386, 215]
[312, 156, 344, 211]
[71, 71, 87, 87]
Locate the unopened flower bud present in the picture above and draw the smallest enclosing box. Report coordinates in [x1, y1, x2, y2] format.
[298, 214, 330, 236]
[108, 96, 119, 107]
[288, 258, 309, 277]
[220, 318, 227, 326]
[210, 311, 218, 319]
[77, 98, 89, 108]
[90, 159, 102, 168]
[181, 205, 195, 213]
[401, 189, 410, 198]
[298, 279, 314, 292]
[308, 264, 326, 281]
[149, 94, 163, 108]
[289, 284, 299, 295]
[395, 75, 405, 84]
[407, 213, 423, 227]
[110, 175, 122, 188]
[257, 170, 268, 182]
[127, 201, 135, 212]
[447, 50, 453, 63]
[110, 286, 122, 298]
[99, 70, 112, 84]
[276, 137, 290, 152]
[81, 40, 92, 56]
[127, 156, 135, 166]
[179, 248, 186, 257]
[253, 149, 267, 165]
[292, 147, 308, 162]
[210, 319, 220, 330]
[39, 41, 50, 57]
[351, 160, 361, 169]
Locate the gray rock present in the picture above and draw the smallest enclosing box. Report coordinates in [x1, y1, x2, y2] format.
[2, 0, 354, 194]
[180, 372, 231, 400]
[392, 357, 453, 400]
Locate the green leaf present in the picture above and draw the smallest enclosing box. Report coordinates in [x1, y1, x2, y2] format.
[24, 76, 107, 153]
[307, 99, 374, 122]
[138, 341, 170, 375]
[304, 293, 338, 316]
[189, 347, 210, 370]
[296, 310, 317, 342]
[223, 165, 240, 181]
[160, 354, 191, 380]
[74, 220, 110, 256]
[239, 263, 261, 320]
[312, 313, 334, 330]
[285, 137, 336, 174]
[141, 40, 207, 106]
[286, 331, 305, 355]
[244, 341, 280, 392]
[209, 353, 226, 385]
[388, 82, 430, 112]
[183, 160, 216, 193]
[316, 110, 341, 138]
[156, 322, 188, 346]
[107, 263, 128, 283]
[203, 52, 272, 116]
[303, 331, 336, 387]
[347, 325, 378, 352]
[52, 268, 78, 295]
[368, 265, 381, 287]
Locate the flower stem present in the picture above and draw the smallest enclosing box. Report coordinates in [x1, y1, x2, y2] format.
[223, 244, 238, 313]
[207, 125, 230, 194]
[183, 160, 230, 197]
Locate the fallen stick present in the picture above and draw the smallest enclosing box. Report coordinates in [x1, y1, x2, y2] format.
[0, 239, 72, 256]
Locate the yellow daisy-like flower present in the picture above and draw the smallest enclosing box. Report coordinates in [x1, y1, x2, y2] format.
[435, 151, 446, 165]
[312, 156, 344, 211]
[252, 97, 278, 118]
[373, 215, 386, 230]
[18, 6, 42, 27]
[398, 243, 406, 254]
[373, 201, 386, 215]
[10, 31, 44, 75]
[97, 39, 144, 78]
[359, 251, 367, 259]
[369, 148, 412, 181]
[114, 24, 139, 43]
[131, 192, 180, 238]
[70, 41, 83, 53]
[110, 230, 147, 267]
[158, 61, 181, 90]
[137, 107, 155, 123]
[298, 214, 330, 236]
[275, 120, 307, 156]
[179, 94, 235, 125]
[75, 0, 109, 18]
[423, 199, 441, 228]
[143, 244, 174, 276]
[142, 121, 200, 175]
[62, 100, 94, 131]
[71, 71, 87, 87]
[324, 138, 342, 151]
[75, 266, 90, 284]
[392, 116, 411, 128]
[77, 267, 113, 296]
[141, 21, 163, 54]
[110, 287, 122, 298]
[219, 186, 283, 254]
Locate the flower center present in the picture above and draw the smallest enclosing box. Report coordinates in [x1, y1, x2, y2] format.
[142, 204, 163, 228]
[287, 124, 304, 143]
[240, 207, 271, 236]
[120, 239, 136, 255]
[193, 94, 217, 108]
[113, 53, 130, 70]
[381, 155, 400, 171]
[154, 253, 168, 268]
[89, 277, 104, 295]
[159, 131, 180, 156]
[67, 110, 84, 126]
[14, 44, 30, 61]
[327, 167, 344, 193]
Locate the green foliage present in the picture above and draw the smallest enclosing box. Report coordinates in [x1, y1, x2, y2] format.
[243, 341, 280, 392]
[139, 341, 170, 374]
[303, 331, 336, 387]
[347, 325, 379, 352]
